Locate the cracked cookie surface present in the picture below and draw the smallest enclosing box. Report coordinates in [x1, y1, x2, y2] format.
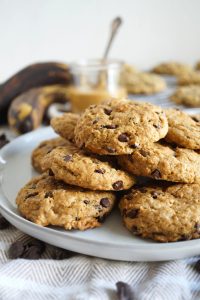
[42, 143, 135, 191]
[31, 137, 68, 173]
[119, 184, 200, 242]
[74, 100, 168, 155]
[118, 142, 200, 183]
[16, 173, 116, 230]
[165, 108, 200, 149]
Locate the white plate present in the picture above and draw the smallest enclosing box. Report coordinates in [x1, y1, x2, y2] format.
[0, 127, 200, 262]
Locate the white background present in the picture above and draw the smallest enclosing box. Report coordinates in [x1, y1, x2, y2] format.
[0, 0, 200, 81]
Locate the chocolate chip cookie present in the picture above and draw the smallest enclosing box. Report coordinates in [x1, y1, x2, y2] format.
[32, 137, 68, 173]
[123, 71, 166, 95]
[165, 108, 200, 149]
[119, 183, 200, 242]
[170, 85, 200, 107]
[74, 100, 168, 155]
[51, 113, 79, 141]
[118, 142, 200, 183]
[42, 143, 135, 190]
[16, 173, 116, 230]
[152, 62, 192, 76]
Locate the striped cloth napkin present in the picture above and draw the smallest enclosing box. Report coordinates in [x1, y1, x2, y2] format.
[0, 226, 200, 300]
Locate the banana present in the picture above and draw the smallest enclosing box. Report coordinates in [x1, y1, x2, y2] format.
[8, 85, 70, 134]
[0, 62, 72, 120]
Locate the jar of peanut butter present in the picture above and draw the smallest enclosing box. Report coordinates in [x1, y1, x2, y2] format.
[68, 59, 127, 112]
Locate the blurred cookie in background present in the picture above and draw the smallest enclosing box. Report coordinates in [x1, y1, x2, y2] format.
[152, 61, 193, 76]
[170, 85, 200, 107]
[121, 64, 166, 95]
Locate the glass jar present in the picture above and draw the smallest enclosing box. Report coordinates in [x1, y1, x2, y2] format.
[67, 59, 127, 113]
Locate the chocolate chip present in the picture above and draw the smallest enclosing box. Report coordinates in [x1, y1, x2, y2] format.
[104, 146, 116, 153]
[0, 216, 10, 229]
[63, 154, 73, 162]
[192, 116, 200, 122]
[94, 168, 106, 174]
[93, 118, 99, 124]
[52, 247, 76, 260]
[104, 108, 112, 115]
[118, 133, 129, 142]
[0, 134, 9, 149]
[100, 198, 110, 208]
[151, 191, 158, 199]
[9, 241, 24, 259]
[126, 209, 139, 218]
[44, 191, 53, 198]
[25, 192, 38, 199]
[130, 143, 140, 149]
[112, 180, 123, 190]
[151, 169, 161, 179]
[153, 124, 161, 129]
[140, 149, 149, 157]
[84, 200, 89, 205]
[103, 124, 117, 129]
[48, 169, 54, 176]
[116, 281, 134, 300]
[9, 239, 45, 259]
[47, 149, 53, 154]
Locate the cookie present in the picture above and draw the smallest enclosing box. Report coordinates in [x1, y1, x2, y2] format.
[178, 70, 200, 85]
[16, 172, 116, 230]
[119, 183, 200, 242]
[123, 72, 166, 95]
[51, 113, 79, 141]
[31, 137, 68, 173]
[74, 100, 168, 155]
[152, 62, 192, 76]
[42, 143, 135, 191]
[165, 108, 200, 149]
[118, 141, 200, 183]
[170, 85, 200, 107]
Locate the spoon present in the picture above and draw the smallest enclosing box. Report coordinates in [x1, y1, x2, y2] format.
[103, 16, 123, 60]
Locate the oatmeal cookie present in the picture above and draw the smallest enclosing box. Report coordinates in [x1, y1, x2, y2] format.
[165, 108, 200, 149]
[74, 100, 168, 155]
[42, 143, 135, 190]
[119, 183, 200, 242]
[16, 173, 116, 230]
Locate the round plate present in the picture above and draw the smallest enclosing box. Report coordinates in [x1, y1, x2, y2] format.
[0, 127, 200, 262]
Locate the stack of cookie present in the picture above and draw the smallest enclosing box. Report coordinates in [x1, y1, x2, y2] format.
[16, 109, 135, 231]
[16, 98, 200, 243]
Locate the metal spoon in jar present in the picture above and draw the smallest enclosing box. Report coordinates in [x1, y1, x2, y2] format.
[103, 16, 123, 60]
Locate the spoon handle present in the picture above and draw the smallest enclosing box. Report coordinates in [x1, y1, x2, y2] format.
[103, 17, 123, 60]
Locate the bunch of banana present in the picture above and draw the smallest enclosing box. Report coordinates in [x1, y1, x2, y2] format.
[0, 62, 72, 133]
